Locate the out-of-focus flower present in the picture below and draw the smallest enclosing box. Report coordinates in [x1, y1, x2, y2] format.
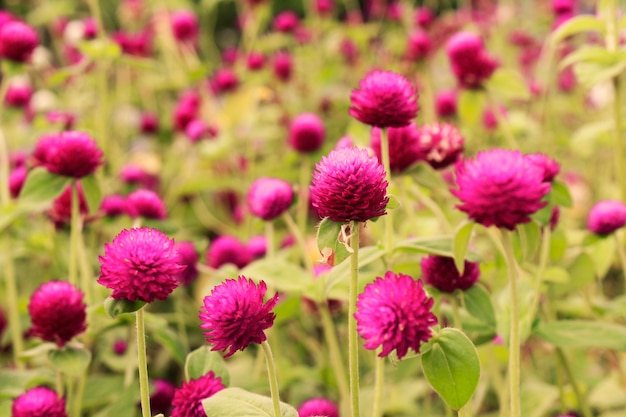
[297, 397, 340, 417]
[206, 235, 252, 269]
[587, 200, 626, 235]
[247, 177, 294, 221]
[421, 255, 480, 293]
[12, 386, 67, 417]
[370, 123, 423, 173]
[288, 113, 326, 153]
[417, 122, 465, 170]
[171, 372, 225, 417]
[0, 21, 39, 63]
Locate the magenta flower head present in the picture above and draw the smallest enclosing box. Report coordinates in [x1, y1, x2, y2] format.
[311, 146, 389, 223]
[126, 189, 167, 220]
[151, 379, 176, 416]
[37, 131, 104, 179]
[355, 271, 437, 359]
[12, 386, 67, 417]
[418, 122, 465, 170]
[98, 228, 185, 303]
[206, 235, 252, 269]
[171, 9, 198, 43]
[5, 82, 33, 107]
[171, 372, 225, 417]
[435, 89, 458, 118]
[406, 30, 431, 62]
[446, 31, 498, 89]
[420, 255, 480, 293]
[526, 153, 560, 182]
[349, 70, 418, 128]
[28, 281, 86, 347]
[209, 68, 239, 94]
[247, 235, 267, 260]
[273, 51, 293, 82]
[297, 397, 339, 417]
[174, 241, 199, 285]
[0, 21, 39, 63]
[199, 276, 279, 357]
[247, 177, 294, 221]
[99, 194, 128, 218]
[120, 164, 160, 190]
[272, 11, 300, 33]
[288, 113, 326, 153]
[370, 123, 423, 173]
[247, 51, 266, 71]
[48, 183, 89, 227]
[451, 149, 551, 230]
[185, 119, 218, 143]
[9, 166, 27, 198]
[587, 200, 626, 235]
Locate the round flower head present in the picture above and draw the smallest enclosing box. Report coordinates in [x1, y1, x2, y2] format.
[247, 51, 266, 71]
[47, 183, 89, 228]
[418, 122, 465, 170]
[206, 235, 252, 269]
[5, 82, 33, 107]
[175, 241, 199, 285]
[199, 276, 279, 357]
[171, 372, 225, 417]
[370, 123, 423, 173]
[247, 235, 267, 260]
[39, 131, 104, 179]
[355, 271, 437, 359]
[451, 149, 551, 230]
[349, 70, 418, 128]
[587, 200, 626, 235]
[273, 51, 293, 82]
[140, 112, 159, 134]
[446, 31, 498, 89]
[247, 177, 294, 221]
[9, 166, 27, 198]
[405, 30, 431, 62]
[171, 10, 198, 43]
[126, 189, 167, 220]
[120, 164, 160, 190]
[99, 194, 128, 218]
[98, 228, 185, 303]
[288, 113, 326, 153]
[273, 11, 300, 33]
[420, 255, 480, 293]
[210, 68, 239, 94]
[526, 153, 560, 182]
[151, 379, 176, 416]
[12, 386, 67, 417]
[0, 21, 39, 63]
[185, 119, 218, 143]
[298, 397, 340, 417]
[28, 281, 86, 347]
[310, 146, 389, 222]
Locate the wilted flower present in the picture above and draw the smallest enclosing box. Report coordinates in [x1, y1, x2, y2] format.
[288, 113, 326, 153]
[171, 372, 225, 417]
[587, 200, 626, 235]
[12, 386, 67, 417]
[247, 177, 294, 221]
[421, 255, 480, 293]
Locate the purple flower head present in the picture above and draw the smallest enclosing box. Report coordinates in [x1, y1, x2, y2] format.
[140, 112, 159, 134]
[199, 276, 279, 357]
[9, 166, 27, 198]
[28, 281, 86, 347]
[288, 113, 326, 153]
[370, 123, 423, 173]
[210, 68, 239, 94]
[151, 379, 176, 416]
[0, 21, 38, 63]
[247, 235, 268, 260]
[349, 70, 418, 128]
[587, 200, 626, 235]
[175, 241, 199, 285]
[247, 51, 266, 71]
[247, 177, 294, 221]
[12, 386, 67, 417]
[446, 31, 498, 89]
[206, 235, 252, 269]
[171, 372, 225, 417]
[98, 228, 185, 303]
[418, 122, 465, 170]
[273, 51, 293, 82]
[185, 119, 218, 143]
[435, 90, 458, 118]
[120, 164, 160, 190]
[298, 397, 340, 417]
[414, 6, 435, 28]
[310, 146, 389, 223]
[355, 271, 437, 359]
[526, 153, 560, 182]
[406, 30, 431, 62]
[315, 0, 335, 15]
[451, 149, 551, 230]
[273, 11, 300, 33]
[421, 255, 480, 293]
[47, 183, 89, 227]
[126, 189, 167, 220]
[5, 81, 32, 107]
[99, 194, 128, 218]
[38, 131, 103, 179]
[171, 10, 198, 43]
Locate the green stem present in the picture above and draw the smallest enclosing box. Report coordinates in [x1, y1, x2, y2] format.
[528, 227, 552, 324]
[261, 340, 282, 417]
[69, 182, 80, 287]
[451, 294, 463, 329]
[3, 238, 24, 369]
[372, 352, 384, 417]
[319, 303, 350, 408]
[615, 232, 626, 285]
[66, 375, 75, 417]
[76, 214, 92, 307]
[380, 128, 393, 254]
[348, 221, 361, 417]
[136, 308, 151, 417]
[56, 370, 64, 396]
[282, 212, 314, 272]
[174, 290, 190, 352]
[555, 348, 593, 417]
[266, 221, 276, 259]
[408, 182, 452, 233]
[0, 77, 11, 207]
[72, 373, 86, 417]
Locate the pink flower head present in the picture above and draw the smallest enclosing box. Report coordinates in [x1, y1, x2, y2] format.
[451, 149, 551, 230]
[12, 386, 67, 417]
[81, 17, 98, 39]
[414, 6, 435, 28]
[315, 0, 335, 15]
[446, 31, 498, 89]
[406, 30, 431, 62]
[47, 183, 89, 227]
[112, 29, 152, 57]
[355, 271, 437, 359]
[174, 241, 199, 285]
[221, 47, 238, 66]
[5, 82, 33, 107]
[28, 281, 86, 347]
[0, 304, 6, 341]
[209, 68, 239, 94]
[288, 113, 326, 153]
[185, 119, 218, 143]
[421, 255, 480, 293]
[311, 146, 389, 222]
[0, 21, 39, 63]
[349, 70, 418, 128]
[246, 51, 266, 71]
[370, 123, 423, 173]
[526, 153, 560, 182]
[45, 111, 76, 130]
[173, 91, 200, 131]
[151, 379, 176, 416]
[171, 10, 198, 43]
[140, 112, 159, 134]
[9, 166, 27, 198]
[247, 177, 294, 221]
[120, 164, 160, 190]
[418, 122, 465, 170]
[199, 276, 279, 357]
[273, 51, 293, 82]
[587, 200, 626, 235]
[340, 38, 359, 66]
[206, 235, 252, 269]
[552, 0, 576, 15]
[298, 397, 339, 417]
[171, 372, 225, 417]
[247, 235, 267, 260]
[435, 90, 458, 118]
[126, 189, 167, 220]
[37, 131, 103, 179]
[272, 11, 300, 33]
[98, 228, 185, 302]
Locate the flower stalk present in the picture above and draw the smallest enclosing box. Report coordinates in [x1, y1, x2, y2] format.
[136, 307, 152, 417]
[261, 340, 282, 417]
[348, 221, 361, 417]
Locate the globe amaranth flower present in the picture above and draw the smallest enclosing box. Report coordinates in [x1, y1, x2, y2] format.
[405, 30, 431, 62]
[355, 271, 437, 359]
[587, 200, 626, 235]
[272, 11, 300, 33]
[98, 227, 185, 302]
[36, 131, 103, 179]
[526, 153, 560, 182]
[247, 51, 266, 71]
[170, 9, 198, 44]
[120, 164, 160, 190]
[247, 177, 294, 221]
[199, 276, 279, 357]
[47, 183, 89, 228]
[126, 189, 167, 220]
[297, 397, 340, 417]
[310, 146, 389, 223]
[451, 149, 551, 230]
[5, 81, 33, 107]
[9, 166, 27, 198]
[206, 235, 252, 269]
[175, 241, 199, 285]
[0, 21, 39, 63]
[349, 70, 418, 128]
[288, 113, 326, 153]
[418, 122, 465, 170]
[151, 379, 176, 416]
[273, 51, 293, 82]
[12, 386, 67, 417]
[99, 194, 128, 218]
[420, 255, 480, 293]
[171, 372, 225, 417]
[370, 123, 423, 173]
[247, 235, 267, 260]
[446, 31, 498, 89]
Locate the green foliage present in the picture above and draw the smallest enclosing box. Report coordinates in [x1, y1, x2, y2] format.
[185, 346, 231, 386]
[202, 387, 299, 417]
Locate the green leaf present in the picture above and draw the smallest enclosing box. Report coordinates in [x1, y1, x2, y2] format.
[453, 221, 475, 275]
[145, 316, 186, 366]
[463, 284, 496, 329]
[548, 181, 573, 208]
[588, 236, 616, 278]
[184, 346, 230, 386]
[421, 328, 480, 410]
[386, 194, 400, 210]
[550, 15, 605, 46]
[315, 217, 350, 266]
[241, 258, 310, 294]
[0, 369, 56, 397]
[559, 46, 616, 69]
[202, 387, 298, 417]
[458, 89, 487, 127]
[103, 297, 147, 319]
[324, 246, 386, 295]
[18, 167, 71, 206]
[47, 345, 92, 377]
[77, 39, 122, 60]
[570, 119, 613, 158]
[394, 236, 481, 262]
[517, 221, 541, 262]
[486, 68, 530, 100]
[567, 252, 596, 289]
[534, 320, 626, 350]
[80, 175, 102, 213]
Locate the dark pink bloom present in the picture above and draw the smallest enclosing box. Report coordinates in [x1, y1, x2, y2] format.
[175, 241, 199, 285]
[272, 11, 299, 33]
[199, 276, 279, 357]
[298, 397, 339, 417]
[171, 10, 198, 43]
[446, 31, 498, 89]
[120, 164, 160, 190]
[310, 146, 389, 223]
[112, 29, 152, 57]
[206, 235, 252, 269]
[552, 0, 576, 15]
[288, 113, 326, 153]
[557, 66, 577, 92]
[9, 166, 27, 198]
[247, 235, 267, 260]
[37, 131, 103, 179]
[0, 21, 38, 63]
[12, 386, 67, 417]
[185, 119, 218, 143]
[370, 123, 423, 173]
[45, 111, 76, 130]
[173, 91, 200, 131]
[406, 30, 431, 62]
[247, 177, 294, 221]
[28, 281, 86, 347]
[414, 6, 435, 28]
[82, 17, 98, 39]
[151, 379, 176, 416]
[10, 150, 27, 168]
[126, 189, 167, 220]
[0, 305, 6, 341]
[435, 90, 458, 118]
[47, 183, 89, 227]
[340, 38, 359, 66]
[418, 122, 465, 170]
[113, 339, 128, 355]
[527, 153, 560, 182]
[246, 51, 266, 71]
[98, 228, 185, 302]
[210, 68, 239, 94]
[171, 372, 225, 417]
[349, 70, 418, 128]
[140, 112, 159, 134]
[421, 255, 480, 293]
[355, 271, 437, 359]
[5, 82, 32, 107]
[451, 149, 551, 230]
[587, 200, 626, 235]
[273, 51, 293, 82]
[315, 0, 335, 15]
